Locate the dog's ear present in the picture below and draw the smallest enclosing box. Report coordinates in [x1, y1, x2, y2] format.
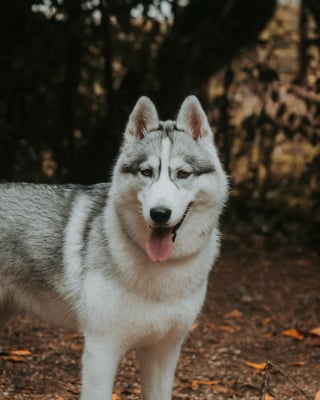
[176, 96, 213, 141]
[125, 96, 159, 142]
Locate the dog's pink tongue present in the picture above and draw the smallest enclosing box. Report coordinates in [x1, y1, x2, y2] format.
[146, 228, 173, 263]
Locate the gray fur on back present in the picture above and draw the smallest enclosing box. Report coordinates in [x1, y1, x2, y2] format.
[0, 183, 110, 291]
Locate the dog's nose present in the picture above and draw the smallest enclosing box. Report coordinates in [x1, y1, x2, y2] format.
[150, 207, 171, 225]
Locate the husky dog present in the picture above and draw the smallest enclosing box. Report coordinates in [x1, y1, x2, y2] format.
[0, 96, 228, 400]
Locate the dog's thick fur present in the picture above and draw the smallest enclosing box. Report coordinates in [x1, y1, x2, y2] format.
[0, 96, 228, 400]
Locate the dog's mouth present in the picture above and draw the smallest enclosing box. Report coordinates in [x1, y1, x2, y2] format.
[146, 203, 192, 263]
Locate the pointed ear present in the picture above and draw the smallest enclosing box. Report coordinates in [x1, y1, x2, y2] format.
[176, 96, 212, 141]
[124, 96, 159, 142]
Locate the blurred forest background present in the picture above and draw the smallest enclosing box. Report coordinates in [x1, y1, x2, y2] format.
[0, 0, 319, 247]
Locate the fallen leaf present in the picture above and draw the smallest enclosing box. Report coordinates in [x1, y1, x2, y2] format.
[309, 327, 320, 337]
[219, 325, 235, 333]
[191, 380, 199, 390]
[191, 322, 199, 331]
[245, 361, 267, 370]
[224, 309, 243, 319]
[314, 390, 320, 400]
[60, 383, 80, 395]
[1, 355, 24, 362]
[206, 322, 217, 330]
[294, 259, 311, 267]
[212, 385, 229, 393]
[70, 343, 83, 351]
[129, 388, 141, 394]
[9, 349, 33, 356]
[264, 393, 275, 400]
[1, 348, 34, 361]
[64, 332, 82, 340]
[112, 394, 121, 400]
[173, 383, 190, 394]
[282, 328, 304, 340]
[262, 317, 272, 325]
[198, 380, 221, 386]
[289, 360, 306, 366]
[309, 338, 320, 347]
[191, 379, 220, 390]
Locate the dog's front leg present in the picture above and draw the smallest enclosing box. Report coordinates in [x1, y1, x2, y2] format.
[138, 335, 184, 400]
[80, 334, 123, 400]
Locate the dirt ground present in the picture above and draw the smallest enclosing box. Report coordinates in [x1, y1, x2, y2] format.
[0, 233, 319, 400]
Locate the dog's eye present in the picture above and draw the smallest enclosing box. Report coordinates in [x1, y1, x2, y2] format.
[140, 168, 153, 177]
[177, 170, 191, 179]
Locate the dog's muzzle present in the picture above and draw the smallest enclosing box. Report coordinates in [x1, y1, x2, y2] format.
[146, 203, 193, 263]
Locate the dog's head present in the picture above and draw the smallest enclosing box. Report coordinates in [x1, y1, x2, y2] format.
[114, 96, 228, 262]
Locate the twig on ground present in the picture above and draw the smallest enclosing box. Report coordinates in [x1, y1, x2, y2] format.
[259, 361, 272, 400]
[259, 360, 312, 400]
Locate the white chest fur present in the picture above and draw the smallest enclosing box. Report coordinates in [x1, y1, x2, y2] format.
[79, 269, 206, 350]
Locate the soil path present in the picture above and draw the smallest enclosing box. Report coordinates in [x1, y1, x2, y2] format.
[0, 237, 319, 399]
